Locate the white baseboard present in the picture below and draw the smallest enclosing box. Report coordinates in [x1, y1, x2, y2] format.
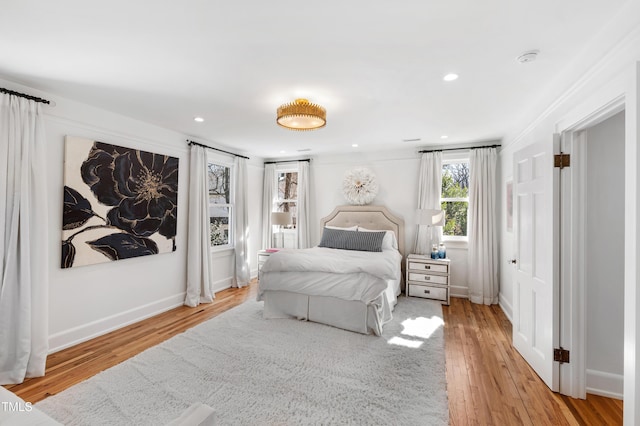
[586, 369, 624, 400]
[499, 292, 513, 322]
[48, 292, 186, 354]
[48, 274, 244, 353]
[212, 276, 234, 294]
[450, 285, 468, 299]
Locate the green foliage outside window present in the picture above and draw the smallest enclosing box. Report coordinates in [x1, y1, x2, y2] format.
[441, 163, 469, 237]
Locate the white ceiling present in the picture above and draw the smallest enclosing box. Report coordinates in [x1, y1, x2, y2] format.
[0, 0, 630, 158]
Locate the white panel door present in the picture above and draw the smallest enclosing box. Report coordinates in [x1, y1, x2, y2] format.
[512, 138, 559, 391]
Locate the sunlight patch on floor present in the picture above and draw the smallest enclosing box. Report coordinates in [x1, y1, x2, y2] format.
[387, 315, 444, 348]
[401, 316, 444, 339]
[387, 336, 423, 348]
[401, 315, 444, 339]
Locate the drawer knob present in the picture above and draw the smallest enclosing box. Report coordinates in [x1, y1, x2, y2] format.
[424, 289, 430, 294]
[425, 265, 431, 269]
[425, 276, 430, 280]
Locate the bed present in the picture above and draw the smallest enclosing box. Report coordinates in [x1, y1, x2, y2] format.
[257, 205, 405, 335]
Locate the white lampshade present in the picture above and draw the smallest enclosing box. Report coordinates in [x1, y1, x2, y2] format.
[416, 209, 445, 226]
[271, 211, 292, 226]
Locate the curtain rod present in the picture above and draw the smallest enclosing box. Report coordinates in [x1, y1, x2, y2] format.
[418, 144, 500, 154]
[0, 87, 50, 104]
[264, 159, 311, 165]
[187, 140, 250, 159]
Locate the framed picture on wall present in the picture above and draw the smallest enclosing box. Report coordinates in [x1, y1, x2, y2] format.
[61, 136, 179, 268]
[506, 179, 513, 232]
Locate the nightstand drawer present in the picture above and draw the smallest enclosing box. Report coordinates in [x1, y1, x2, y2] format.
[408, 272, 448, 285]
[408, 262, 448, 274]
[408, 284, 448, 301]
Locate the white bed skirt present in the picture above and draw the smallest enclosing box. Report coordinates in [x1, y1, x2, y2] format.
[262, 281, 399, 336]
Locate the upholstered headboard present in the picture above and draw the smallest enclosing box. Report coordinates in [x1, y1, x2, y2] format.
[320, 205, 406, 258]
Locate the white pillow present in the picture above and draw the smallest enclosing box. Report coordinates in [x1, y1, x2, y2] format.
[324, 225, 358, 231]
[357, 227, 398, 250]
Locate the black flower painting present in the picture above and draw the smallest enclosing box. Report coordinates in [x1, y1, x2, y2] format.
[61, 137, 179, 268]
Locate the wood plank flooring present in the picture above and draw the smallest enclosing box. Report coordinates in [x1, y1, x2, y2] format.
[443, 297, 623, 425]
[4, 282, 623, 424]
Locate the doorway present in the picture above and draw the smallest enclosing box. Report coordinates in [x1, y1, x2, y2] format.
[560, 107, 625, 399]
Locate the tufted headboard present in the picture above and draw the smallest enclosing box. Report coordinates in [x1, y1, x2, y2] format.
[320, 205, 405, 259]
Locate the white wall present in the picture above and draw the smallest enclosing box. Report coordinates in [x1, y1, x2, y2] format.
[309, 149, 471, 297]
[0, 78, 263, 353]
[585, 111, 625, 397]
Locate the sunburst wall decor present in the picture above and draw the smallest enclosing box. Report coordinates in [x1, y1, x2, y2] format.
[342, 167, 378, 205]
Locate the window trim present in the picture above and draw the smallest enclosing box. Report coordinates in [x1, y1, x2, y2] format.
[441, 155, 470, 242]
[208, 153, 235, 252]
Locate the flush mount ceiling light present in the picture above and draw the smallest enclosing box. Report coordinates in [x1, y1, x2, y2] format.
[443, 73, 459, 82]
[277, 98, 326, 131]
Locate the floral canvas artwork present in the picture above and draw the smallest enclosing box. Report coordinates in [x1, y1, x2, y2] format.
[62, 136, 178, 268]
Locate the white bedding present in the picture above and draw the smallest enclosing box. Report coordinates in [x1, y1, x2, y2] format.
[257, 247, 402, 304]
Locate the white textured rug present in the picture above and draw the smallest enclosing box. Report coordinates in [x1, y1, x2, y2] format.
[37, 298, 448, 425]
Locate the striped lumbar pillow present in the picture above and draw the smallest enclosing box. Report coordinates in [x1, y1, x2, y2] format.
[318, 227, 385, 252]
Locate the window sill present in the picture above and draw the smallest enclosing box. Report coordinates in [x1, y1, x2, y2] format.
[210, 247, 234, 258]
[441, 239, 468, 250]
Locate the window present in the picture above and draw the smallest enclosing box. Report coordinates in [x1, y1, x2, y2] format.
[208, 159, 234, 248]
[271, 166, 299, 249]
[276, 169, 298, 228]
[441, 160, 469, 238]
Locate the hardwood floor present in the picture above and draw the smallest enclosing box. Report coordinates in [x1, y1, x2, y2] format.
[5, 283, 623, 424]
[443, 297, 623, 425]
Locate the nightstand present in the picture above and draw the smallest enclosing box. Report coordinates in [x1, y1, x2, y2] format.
[257, 249, 279, 280]
[406, 254, 451, 305]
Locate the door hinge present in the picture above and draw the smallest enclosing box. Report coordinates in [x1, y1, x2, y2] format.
[554, 348, 570, 364]
[554, 153, 570, 169]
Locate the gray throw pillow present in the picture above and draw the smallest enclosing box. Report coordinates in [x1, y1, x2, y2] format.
[318, 228, 385, 252]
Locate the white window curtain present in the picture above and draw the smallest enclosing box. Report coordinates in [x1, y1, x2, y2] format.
[296, 161, 310, 249]
[468, 147, 499, 305]
[233, 157, 250, 287]
[416, 152, 443, 255]
[261, 164, 276, 249]
[184, 145, 215, 307]
[0, 94, 49, 384]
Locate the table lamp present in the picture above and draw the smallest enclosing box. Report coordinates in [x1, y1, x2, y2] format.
[271, 211, 292, 248]
[414, 208, 445, 253]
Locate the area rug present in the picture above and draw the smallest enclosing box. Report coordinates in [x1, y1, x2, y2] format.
[37, 297, 448, 425]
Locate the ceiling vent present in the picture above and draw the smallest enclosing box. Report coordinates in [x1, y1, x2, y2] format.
[516, 50, 539, 64]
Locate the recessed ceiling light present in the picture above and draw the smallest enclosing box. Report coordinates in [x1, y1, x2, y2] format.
[440, 135, 448, 139]
[280, 150, 286, 154]
[194, 116, 204, 123]
[443, 73, 458, 82]
[352, 144, 358, 148]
